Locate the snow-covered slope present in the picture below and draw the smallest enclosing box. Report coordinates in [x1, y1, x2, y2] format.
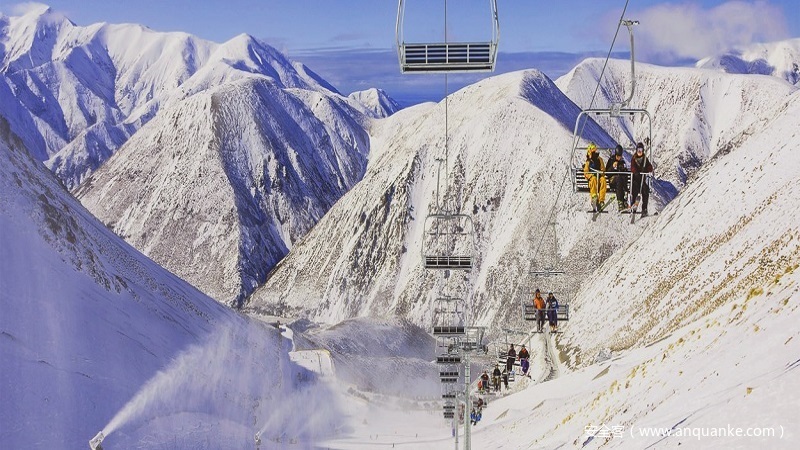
[246, 61, 797, 336]
[294, 317, 440, 397]
[466, 90, 800, 450]
[697, 37, 800, 86]
[561, 89, 800, 367]
[0, 114, 342, 448]
[556, 58, 797, 187]
[75, 75, 370, 306]
[244, 69, 648, 326]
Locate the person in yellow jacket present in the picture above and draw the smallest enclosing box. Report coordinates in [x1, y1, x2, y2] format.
[583, 142, 607, 211]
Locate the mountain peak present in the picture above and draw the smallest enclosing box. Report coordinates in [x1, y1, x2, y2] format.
[15, 2, 52, 17]
[348, 87, 401, 118]
[10, 2, 74, 27]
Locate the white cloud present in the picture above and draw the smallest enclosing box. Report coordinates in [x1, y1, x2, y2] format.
[632, 1, 789, 63]
[8, 2, 50, 16]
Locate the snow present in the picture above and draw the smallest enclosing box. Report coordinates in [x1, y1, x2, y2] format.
[3, 6, 800, 449]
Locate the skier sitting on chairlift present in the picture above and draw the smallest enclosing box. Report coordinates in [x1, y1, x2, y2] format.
[630, 141, 654, 216]
[506, 344, 516, 373]
[606, 145, 629, 211]
[518, 345, 530, 376]
[534, 289, 546, 333]
[583, 143, 607, 212]
[520, 357, 530, 377]
[470, 407, 482, 425]
[479, 371, 490, 394]
[547, 292, 559, 333]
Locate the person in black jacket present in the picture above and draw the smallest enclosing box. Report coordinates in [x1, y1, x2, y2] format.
[506, 344, 516, 373]
[630, 142, 654, 216]
[606, 145, 629, 211]
[492, 365, 502, 392]
[546, 292, 559, 333]
[479, 371, 490, 393]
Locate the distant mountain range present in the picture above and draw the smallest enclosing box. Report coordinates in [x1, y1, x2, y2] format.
[1, 5, 399, 306]
[696, 37, 800, 85]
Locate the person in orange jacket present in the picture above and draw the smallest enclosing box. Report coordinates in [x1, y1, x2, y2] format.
[533, 289, 546, 333]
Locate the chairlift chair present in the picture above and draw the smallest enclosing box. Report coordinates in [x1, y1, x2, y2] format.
[435, 335, 463, 364]
[431, 297, 467, 335]
[396, 0, 500, 73]
[569, 19, 655, 195]
[439, 363, 460, 383]
[569, 109, 653, 193]
[461, 326, 486, 353]
[422, 213, 476, 270]
[522, 290, 570, 323]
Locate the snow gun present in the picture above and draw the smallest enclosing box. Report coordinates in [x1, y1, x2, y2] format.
[89, 431, 104, 450]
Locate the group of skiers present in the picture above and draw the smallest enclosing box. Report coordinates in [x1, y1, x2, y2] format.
[584, 141, 654, 216]
[478, 366, 504, 394]
[532, 289, 560, 333]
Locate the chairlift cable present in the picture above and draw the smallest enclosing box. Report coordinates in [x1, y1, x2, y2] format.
[530, 0, 632, 266]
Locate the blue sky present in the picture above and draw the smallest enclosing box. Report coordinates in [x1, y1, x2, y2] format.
[5, 1, 799, 105]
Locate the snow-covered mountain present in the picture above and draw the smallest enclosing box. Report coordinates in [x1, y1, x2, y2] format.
[465, 89, 800, 450]
[0, 5, 406, 306]
[75, 75, 371, 307]
[697, 37, 800, 86]
[0, 5, 398, 190]
[556, 58, 797, 187]
[245, 60, 798, 335]
[244, 69, 641, 326]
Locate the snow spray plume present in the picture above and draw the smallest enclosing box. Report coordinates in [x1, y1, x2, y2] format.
[101, 319, 278, 437]
[256, 381, 343, 444]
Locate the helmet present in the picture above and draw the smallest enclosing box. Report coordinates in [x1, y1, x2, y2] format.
[587, 142, 598, 155]
[615, 145, 624, 156]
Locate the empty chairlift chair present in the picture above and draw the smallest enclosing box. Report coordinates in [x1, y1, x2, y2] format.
[440, 366, 460, 383]
[422, 213, 475, 270]
[460, 326, 486, 353]
[432, 297, 467, 336]
[436, 335, 463, 364]
[396, 0, 500, 73]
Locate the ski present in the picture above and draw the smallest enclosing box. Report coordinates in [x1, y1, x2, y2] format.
[591, 198, 615, 221]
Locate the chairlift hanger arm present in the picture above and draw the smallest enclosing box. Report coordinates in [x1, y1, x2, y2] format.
[618, 19, 639, 108]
